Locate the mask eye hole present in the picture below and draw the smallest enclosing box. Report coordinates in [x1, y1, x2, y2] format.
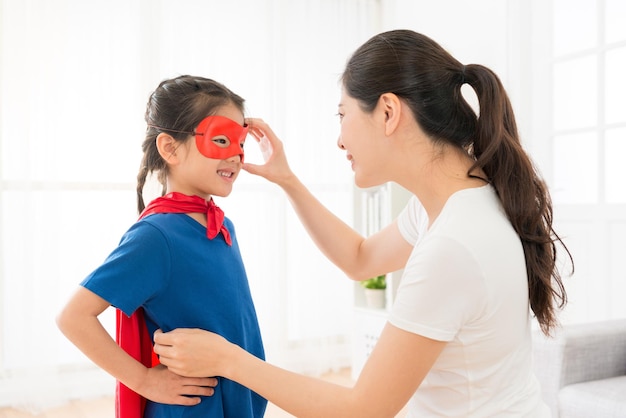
[211, 135, 231, 148]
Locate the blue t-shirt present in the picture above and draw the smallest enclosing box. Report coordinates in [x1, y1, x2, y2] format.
[81, 213, 266, 418]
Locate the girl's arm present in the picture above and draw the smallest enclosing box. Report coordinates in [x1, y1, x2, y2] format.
[244, 118, 413, 280]
[56, 286, 217, 405]
[154, 324, 445, 418]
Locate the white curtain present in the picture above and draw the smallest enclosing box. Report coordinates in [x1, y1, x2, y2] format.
[0, 0, 380, 409]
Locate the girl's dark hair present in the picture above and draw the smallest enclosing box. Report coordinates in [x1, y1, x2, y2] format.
[137, 75, 245, 213]
[342, 29, 571, 336]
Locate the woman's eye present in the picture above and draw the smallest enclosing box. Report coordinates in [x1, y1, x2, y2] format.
[211, 136, 230, 148]
[336, 112, 344, 121]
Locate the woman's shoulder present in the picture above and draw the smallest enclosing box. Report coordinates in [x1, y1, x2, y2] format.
[448, 184, 497, 204]
[434, 185, 519, 253]
[440, 185, 503, 221]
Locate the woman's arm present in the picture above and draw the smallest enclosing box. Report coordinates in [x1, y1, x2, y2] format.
[154, 324, 445, 417]
[56, 286, 217, 405]
[244, 118, 413, 280]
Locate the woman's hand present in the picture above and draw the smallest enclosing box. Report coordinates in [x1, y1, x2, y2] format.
[243, 118, 296, 187]
[136, 364, 218, 406]
[153, 328, 233, 378]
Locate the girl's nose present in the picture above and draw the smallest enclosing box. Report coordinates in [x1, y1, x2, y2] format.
[227, 153, 242, 163]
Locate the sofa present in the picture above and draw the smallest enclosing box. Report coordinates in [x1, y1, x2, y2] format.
[532, 318, 626, 417]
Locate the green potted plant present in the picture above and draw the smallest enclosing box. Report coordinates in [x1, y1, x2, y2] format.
[361, 274, 386, 309]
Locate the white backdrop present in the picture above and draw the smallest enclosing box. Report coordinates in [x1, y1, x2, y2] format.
[2, 0, 623, 411]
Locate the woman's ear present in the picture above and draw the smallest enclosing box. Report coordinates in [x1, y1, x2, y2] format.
[155, 133, 181, 164]
[379, 93, 402, 136]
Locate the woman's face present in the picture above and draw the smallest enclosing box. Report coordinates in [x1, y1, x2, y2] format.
[336, 90, 388, 188]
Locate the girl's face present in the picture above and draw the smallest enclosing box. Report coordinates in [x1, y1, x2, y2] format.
[336, 90, 388, 188]
[194, 115, 247, 161]
[173, 104, 246, 199]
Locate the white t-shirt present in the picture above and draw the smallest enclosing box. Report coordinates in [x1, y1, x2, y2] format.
[389, 185, 549, 417]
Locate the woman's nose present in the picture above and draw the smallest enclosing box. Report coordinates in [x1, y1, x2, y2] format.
[337, 135, 345, 150]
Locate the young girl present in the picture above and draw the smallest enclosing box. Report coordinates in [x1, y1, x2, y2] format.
[56, 75, 267, 418]
[152, 30, 572, 417]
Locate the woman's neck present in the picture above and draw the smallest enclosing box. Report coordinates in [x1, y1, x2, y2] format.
[400, 145, 488, 226]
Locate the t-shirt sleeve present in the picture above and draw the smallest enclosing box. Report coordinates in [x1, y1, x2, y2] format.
[396, 196, 429, 245]
[80, 221, 171, 316]
[389, 235, 486, 342]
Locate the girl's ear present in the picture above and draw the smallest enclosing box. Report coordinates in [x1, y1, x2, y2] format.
[379, 93, 402, 136]
[155, 133, 181, 164]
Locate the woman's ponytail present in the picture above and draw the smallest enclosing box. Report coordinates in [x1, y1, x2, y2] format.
[467, 65, 570, 335]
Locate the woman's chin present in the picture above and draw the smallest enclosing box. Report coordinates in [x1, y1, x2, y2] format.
[353, 173, 383, 190]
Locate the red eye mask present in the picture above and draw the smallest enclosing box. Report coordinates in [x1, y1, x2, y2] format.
[195, 115, 248, 161]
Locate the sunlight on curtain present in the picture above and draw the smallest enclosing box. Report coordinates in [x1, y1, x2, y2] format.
[0, 0, 380, 408]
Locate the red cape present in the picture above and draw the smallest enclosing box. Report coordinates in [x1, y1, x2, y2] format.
[116, 308, 160, 418]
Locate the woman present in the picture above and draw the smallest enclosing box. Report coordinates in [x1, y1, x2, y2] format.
[153, 30, 571, 417]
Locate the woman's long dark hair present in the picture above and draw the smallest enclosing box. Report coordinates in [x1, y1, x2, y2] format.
[136, 75, 245, 214]
[342, 29, 571, 336]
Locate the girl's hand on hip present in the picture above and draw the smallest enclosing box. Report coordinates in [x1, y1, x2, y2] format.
[137, 364, 217, 406]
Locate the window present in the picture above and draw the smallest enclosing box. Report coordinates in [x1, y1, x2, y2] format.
[530, 0, 626, 323]
[551, 0, 626, 205]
